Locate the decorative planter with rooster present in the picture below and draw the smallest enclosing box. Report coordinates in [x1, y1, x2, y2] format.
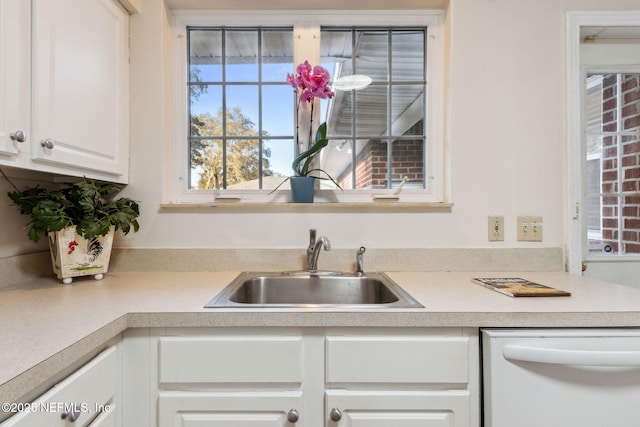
[49, 226, 115, 284]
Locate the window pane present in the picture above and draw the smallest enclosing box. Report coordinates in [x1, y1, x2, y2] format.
[189, 29, 222, 82]
[263, 139, 294, 189]
[226, 85, 259, 136]
[262, 30, 293, 82]
[225, 30, 258, 82]
[263, 85, 294, 137]
[356, 139, 388, 189]
[326, 91, 352, 137]
[324, 139, 354, 189]
[356, 85, 388, 137]
[391, 138, 424, 188]
[190, 139, 223, 190]
[226, 138, 260, 188]
[391, 85, 425, 136]
[392, 30, 425, 81]
[190, 86, 223, 137]
[356, 30, 388, 81]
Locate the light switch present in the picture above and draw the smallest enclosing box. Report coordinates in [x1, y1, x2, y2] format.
[488, 216, 504, 241]
[517, 216, 542, 242]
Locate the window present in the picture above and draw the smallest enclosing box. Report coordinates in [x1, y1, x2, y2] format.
[585, 72, 640, 256]
[171, 11, 445, 204]
[319, 28, 427, 191]
[187, 28, 294, 191]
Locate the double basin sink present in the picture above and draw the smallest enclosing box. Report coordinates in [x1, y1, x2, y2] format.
[205, 271, 423, 309]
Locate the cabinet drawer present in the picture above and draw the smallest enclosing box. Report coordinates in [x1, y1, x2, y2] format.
[325, 389, 470, 427]
[159, 391, 304, 427]
[159, 336, 303, 385]
[1, 346, 118, 426]
[326, 336, 469, 384]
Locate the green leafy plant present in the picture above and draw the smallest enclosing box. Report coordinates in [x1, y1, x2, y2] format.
[8, 178, 140, 242]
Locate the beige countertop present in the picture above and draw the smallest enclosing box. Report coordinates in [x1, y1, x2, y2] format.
[3, 270, 640, 405]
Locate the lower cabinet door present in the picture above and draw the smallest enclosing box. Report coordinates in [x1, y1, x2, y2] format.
[0, 346, 118, 427]
[159, 391, 304, 427]
[325, 390, 470, 427]
[88, 407, 118, 427]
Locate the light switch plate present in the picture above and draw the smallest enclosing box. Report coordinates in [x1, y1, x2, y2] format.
[517, 216, 542, 241]
[488, 216, 504, 241]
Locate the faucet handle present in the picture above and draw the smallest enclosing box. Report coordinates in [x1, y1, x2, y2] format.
[308, 229, 317, 247]
[356, 246, 366, 275]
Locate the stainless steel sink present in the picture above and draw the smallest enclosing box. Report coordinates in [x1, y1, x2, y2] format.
[205, 272, 423, 308]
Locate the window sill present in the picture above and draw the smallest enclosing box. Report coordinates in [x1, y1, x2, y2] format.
[160, 201, 453, 213]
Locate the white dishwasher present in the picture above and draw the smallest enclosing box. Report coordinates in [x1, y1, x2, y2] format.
[482, 328, 640, 427]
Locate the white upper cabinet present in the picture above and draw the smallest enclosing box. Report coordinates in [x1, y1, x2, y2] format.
[31, 0, 129, 182]
[0, 0, 129, 183]
[0, 0, 30, 161]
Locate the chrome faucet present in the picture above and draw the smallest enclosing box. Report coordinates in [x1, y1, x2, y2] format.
[306, 229, 331, 273]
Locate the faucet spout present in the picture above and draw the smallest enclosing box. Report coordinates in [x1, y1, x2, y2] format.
[308, 236, 331, 273]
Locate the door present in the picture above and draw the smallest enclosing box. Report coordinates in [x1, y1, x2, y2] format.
[31, 0, 129, 179]
[0, 0, 29, 161]
[567, 13, 640, 287]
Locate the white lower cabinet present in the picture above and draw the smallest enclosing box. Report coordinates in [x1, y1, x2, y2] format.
[157, 335, 304, 427]
[0, 345, 119, 427]
[148, 328, 479, 427]
[324, 335, 472, 427]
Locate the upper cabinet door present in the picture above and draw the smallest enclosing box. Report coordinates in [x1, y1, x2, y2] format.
[0, 0, 30, 160]
[31, 0, 129, 181]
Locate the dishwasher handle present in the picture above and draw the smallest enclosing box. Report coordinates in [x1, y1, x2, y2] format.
[503, 344, 640, 366]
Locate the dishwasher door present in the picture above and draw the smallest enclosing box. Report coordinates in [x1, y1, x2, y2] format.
[482, 328, 640, 427]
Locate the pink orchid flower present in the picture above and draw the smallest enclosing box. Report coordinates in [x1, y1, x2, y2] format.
[287, 60, 334, 103]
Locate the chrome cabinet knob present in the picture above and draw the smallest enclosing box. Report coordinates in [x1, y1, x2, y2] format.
[330, 407, 342, 421]
[10, 130, 26, 142]
[287, 408, 299, 423]
[61, 403, 81, 422]
[40, 138, 55, 149]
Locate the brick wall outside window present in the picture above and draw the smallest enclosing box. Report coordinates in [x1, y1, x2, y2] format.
[337, 120, 424, 189]
[600, 74, 640, 253]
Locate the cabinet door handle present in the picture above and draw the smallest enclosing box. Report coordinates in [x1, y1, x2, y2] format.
[287, 408, 299, 423]
[330, 407, 342, 421]
[10, 130, 26, 142]
[40, 138, 55, 149]
[61, 403, 81, 422]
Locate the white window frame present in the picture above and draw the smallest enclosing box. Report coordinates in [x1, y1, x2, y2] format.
[170, 10, 446, 205]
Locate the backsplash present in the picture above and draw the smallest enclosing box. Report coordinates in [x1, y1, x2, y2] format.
[0, 247, 564, 288]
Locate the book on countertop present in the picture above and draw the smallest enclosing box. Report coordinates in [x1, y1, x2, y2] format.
[472, 277, 571, 297]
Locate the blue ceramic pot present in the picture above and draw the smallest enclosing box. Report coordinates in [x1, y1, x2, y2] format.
[289, 176, 315, 203]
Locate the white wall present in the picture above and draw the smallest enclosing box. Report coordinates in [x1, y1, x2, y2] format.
[0, 172, 56, 257]
[2, 0, 639, 258]
[121, 0, 633, 251]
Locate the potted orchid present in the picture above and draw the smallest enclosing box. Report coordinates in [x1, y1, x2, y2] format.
[275, 60, 342, 202]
